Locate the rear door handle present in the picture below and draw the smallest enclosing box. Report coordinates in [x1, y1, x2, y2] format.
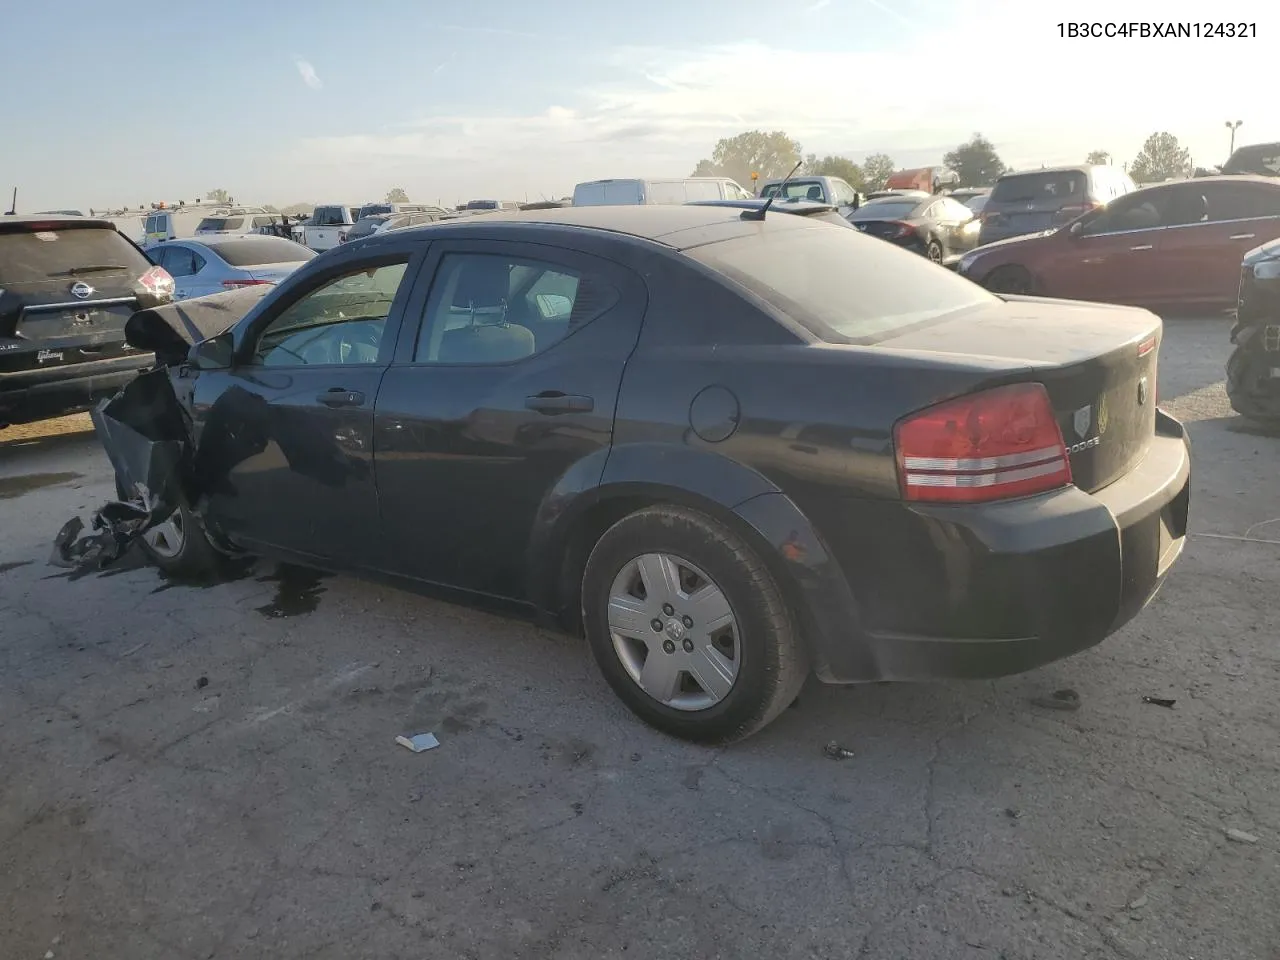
[316, 389, 366, 407]
[525, 392, 593, 414]
[1230, 233, 1256, 240]
[1129, 244, 1153, 251]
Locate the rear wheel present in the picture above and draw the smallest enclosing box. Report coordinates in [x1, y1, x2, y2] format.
[581, 505, 808, 744]
[925, 239, 944, 263]
[984, 265, 1035, 295]
[140, 500, 221, 578]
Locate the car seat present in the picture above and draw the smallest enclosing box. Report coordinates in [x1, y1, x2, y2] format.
[437, 258, 535, 364]
[806, 185, 823, 201]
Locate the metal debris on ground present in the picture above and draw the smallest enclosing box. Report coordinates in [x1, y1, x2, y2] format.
[1225, 828, 1259, 844]
[1029, 688, 1080, 711]
[1127, 893, 1149, 909]
[1142, 696, 1177, 708]
[396, 733, 440, 753]
[823, 740, 854, 760]
[195, 676, 209, 690]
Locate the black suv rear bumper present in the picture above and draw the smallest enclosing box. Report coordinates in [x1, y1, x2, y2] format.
[0, 353, 154, 426]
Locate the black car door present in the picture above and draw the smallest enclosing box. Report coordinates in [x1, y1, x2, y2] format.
[190, 241, 426, 568]
[371, 238, 648, 600]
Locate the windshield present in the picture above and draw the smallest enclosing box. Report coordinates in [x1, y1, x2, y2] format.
[687, 223, 993, 343]
[196, 217, 245, 232]
[466, 200, 499, 210]
[209, 237, 316, 266]
[848, 201, 919, 220]
[358, 204, 393, 218]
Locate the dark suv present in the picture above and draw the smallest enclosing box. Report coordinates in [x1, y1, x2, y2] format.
[978, 164, 1137, 246]
[0, 215, 174, 428]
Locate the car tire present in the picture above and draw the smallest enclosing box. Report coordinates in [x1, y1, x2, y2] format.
[138, 499, 222, 579]
[926, 239, 944, 263]
[581, 505, 809, 744]
[983, 265, 1035, 295]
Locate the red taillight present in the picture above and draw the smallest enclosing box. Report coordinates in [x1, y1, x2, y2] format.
[890, 221, 915, 238]
[139, 265, 175, 299]
[222, 279, 271, 288]
[894, 383, 1072, 504]
[1137, 335, 1157, 357]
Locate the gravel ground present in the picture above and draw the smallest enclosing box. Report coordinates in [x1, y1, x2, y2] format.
[1, 316, 1277, 960]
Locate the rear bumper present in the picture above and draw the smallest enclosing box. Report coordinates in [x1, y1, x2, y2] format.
[807, 410, 1191, 682]
[0, 354, 153, 425]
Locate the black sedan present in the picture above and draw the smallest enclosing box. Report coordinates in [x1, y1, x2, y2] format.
[110, 205, 1190, 744]
[847, 193, 981, 264]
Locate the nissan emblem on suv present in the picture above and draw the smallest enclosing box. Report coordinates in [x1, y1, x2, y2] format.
[70, 281, 94, 300]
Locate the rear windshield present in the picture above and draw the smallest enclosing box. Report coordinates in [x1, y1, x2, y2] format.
[990, 171, 1085, 204]
[358, 204, 393, 218]
[312, 206, 349, 226]
[466, 200, 499, 210]
[197, 217, 245, 231]
[209, 237, 316, 267]
[761, 181, 826, 200]
[0, 225, 150, 285]
[688, 224, 994, 343]
[849, 200, 919, 220]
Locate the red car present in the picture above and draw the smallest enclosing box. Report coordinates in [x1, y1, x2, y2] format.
[956, 176, 1280, 310]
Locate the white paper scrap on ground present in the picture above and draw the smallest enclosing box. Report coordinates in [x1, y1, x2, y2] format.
[396, 733, 440, 753]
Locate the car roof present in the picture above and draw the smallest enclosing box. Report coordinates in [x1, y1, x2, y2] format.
[862, 194, 925, 204]
[369, 204, 824, 251]
[997, 166, 1093, 178]
[0, 213, 117, 231]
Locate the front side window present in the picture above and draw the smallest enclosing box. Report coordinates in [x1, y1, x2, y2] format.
[1081, 190, 1174, 235]
[414, 253, 613, 364]
[250, 261, 409, 367]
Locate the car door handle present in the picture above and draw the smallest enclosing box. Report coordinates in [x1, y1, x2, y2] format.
[1230, 233, 1256, 240]
[316, 389, 366, 407]
[1129, 244, 1153, 251]
[524, 392, 593, 414]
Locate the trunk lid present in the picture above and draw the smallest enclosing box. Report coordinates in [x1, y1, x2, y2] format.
[244, 262, 306, 284]
[876, 297, 1161, 493]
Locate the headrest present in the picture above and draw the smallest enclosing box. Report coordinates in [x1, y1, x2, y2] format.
[452, 258, 511, 309]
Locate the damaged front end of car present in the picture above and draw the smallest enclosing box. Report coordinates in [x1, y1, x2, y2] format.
[51, 288, 269, 570]
[1227, 240, 1280, 424]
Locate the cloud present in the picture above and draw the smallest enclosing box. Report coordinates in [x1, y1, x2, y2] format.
[293, 57, 322, 90]
[287, 2, 1276, 201]
[805, 0, 831, 10]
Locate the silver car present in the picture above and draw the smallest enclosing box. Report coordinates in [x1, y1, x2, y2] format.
[144, 236, 316, 301]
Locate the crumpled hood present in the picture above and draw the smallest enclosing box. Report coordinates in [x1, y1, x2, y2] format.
[125, 286, 270, 365]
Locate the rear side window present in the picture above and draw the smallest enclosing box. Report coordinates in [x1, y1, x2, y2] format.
[990, 171, 1086, 204]
[688, 224, 995, 343]
[0, 226, 151, 285]
[1202, 183, 1280, 220]
[211, 237, 316, 266]
[197, 217, 245, 231]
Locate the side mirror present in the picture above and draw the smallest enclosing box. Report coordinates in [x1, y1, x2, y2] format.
[190, 332, 234, 370]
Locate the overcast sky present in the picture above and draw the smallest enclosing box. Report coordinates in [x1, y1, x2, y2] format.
[2, 0, 1271, 211]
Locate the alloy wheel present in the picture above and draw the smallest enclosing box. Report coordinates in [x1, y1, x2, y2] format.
[143, 511, 186, 559]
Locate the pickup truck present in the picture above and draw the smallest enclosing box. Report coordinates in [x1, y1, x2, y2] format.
[301, 204, 359, 251]
[756, 175, 862, 215]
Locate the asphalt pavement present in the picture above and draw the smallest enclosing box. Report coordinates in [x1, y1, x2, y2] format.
[1, 316, 1277, 960]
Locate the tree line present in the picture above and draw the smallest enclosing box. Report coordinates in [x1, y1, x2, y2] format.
[689, 129, 1201, 191]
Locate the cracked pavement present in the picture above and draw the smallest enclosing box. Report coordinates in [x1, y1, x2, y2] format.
[1, 317, 1278, 959]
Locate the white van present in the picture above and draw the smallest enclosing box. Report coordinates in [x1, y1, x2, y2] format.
[143, 205, 270, 244]
[572, 178, 754, 206]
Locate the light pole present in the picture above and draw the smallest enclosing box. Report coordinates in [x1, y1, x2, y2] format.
[1225, 120, 1243, 155]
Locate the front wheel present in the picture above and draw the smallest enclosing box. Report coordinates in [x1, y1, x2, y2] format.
[139, 500, 222, 578]
[581, 505, 809, 744]
[983, 264, 1035, 295]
